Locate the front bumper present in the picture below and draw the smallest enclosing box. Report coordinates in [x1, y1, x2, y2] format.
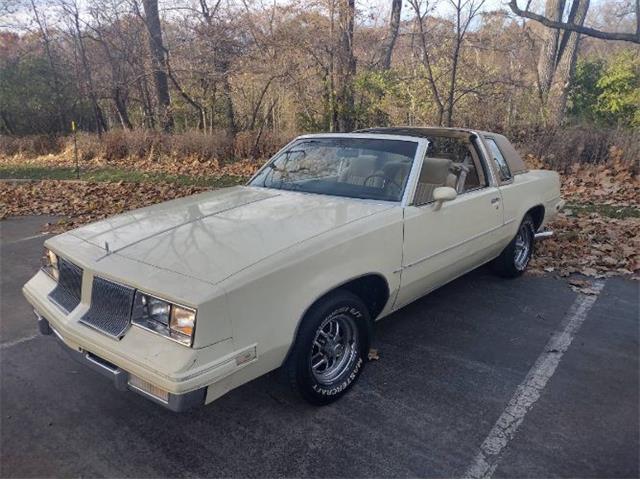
[36, 311, 206, 412]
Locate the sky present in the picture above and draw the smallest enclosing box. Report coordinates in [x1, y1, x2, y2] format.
[0, 0, 626, 33]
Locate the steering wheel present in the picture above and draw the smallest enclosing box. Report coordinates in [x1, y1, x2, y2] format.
[363, 173, 402, 191]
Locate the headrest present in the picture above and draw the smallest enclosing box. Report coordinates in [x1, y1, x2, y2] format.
[383, 161, 410, 178]
[420, 157, 452, 184]
[347, 155, 378, 176]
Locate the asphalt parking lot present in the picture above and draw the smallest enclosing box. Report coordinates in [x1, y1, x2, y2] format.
[1, 216, 638, 478]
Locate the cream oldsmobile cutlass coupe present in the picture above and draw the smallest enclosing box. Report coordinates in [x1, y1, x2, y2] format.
[23, 127, 563, 411]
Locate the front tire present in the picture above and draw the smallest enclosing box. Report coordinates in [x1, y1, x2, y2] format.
[492, 214, 535, 278]
[286, 290, 370, 405]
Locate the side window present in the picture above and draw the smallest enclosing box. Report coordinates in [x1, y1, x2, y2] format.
[485, 138, 511, 182]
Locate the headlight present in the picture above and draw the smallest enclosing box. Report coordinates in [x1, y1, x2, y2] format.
[41, 247, 59, 281]
[132, 292, 196, 346]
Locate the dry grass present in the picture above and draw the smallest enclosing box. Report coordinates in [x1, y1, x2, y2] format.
[0, 129, 295, 164]
[2, 126, 637, 173]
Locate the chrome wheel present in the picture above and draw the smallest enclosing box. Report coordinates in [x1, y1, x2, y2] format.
[514, 222, 532, 270]
[310, 314, 359, 385]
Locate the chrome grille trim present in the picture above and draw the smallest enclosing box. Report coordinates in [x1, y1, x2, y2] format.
[47, 258, 83, 313]
[79, 277, 135, 339]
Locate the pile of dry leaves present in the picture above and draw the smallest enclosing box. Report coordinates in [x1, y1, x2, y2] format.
[528, 159, 639, 278]
[530, 213, 638, 277]
[0, 180, 207, 232]
[560, 161, 639, 206]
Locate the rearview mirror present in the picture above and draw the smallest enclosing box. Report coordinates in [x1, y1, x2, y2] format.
[432, 186, 457, 210]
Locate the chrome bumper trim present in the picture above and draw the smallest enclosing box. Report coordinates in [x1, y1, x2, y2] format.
[34, 310, 206, 412]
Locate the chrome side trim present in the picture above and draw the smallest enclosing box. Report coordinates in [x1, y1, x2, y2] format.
[402, 223, 505, 270]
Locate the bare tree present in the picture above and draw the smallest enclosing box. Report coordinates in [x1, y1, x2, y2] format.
[531, 0, 590, 124]
[508, 0, 640, 44]
[197, 0, 238, 138]
[444, 0, 485, 126]
[29, 0, 68, 131]
[409, 0, 485, 126]
[60, 0, 108, 133]
[409, 0, 446, 124]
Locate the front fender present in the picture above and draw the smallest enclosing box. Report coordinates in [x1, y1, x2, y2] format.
[220, 207, 403, 376]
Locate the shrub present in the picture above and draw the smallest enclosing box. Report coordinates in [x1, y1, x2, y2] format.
[170, 131, 233, 161]
[0, 134, 64, 156]
[513, 126, 640, 173]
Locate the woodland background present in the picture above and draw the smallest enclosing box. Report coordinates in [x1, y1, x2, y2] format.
[0, 0, 639, 279]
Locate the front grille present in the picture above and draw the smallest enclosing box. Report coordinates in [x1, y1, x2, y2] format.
[48, 258, 83, 313]
[80, 277, 135, 338]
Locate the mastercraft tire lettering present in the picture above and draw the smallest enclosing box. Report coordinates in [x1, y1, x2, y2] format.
[286, 290, 370, 405]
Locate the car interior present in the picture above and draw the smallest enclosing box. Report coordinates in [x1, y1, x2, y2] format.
[251, 135, 487, 204]
[413, 135, 487, 205]
[251, 138, 417, 202]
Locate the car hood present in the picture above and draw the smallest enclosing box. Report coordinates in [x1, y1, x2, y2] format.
[67, 186, 393, 285]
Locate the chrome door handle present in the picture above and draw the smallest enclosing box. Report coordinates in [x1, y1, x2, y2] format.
[490, 197, 500, 204]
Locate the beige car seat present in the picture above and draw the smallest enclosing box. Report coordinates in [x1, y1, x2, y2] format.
[415, 157, 457, 204]
[339, 155, 381, 187]
[382, 161, 411, 187]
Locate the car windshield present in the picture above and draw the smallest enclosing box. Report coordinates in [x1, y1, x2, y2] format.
[249, 137, 418, 202]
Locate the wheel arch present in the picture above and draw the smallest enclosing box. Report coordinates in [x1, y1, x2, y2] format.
[525, 204, 545, 231]
[281, 272, 391, 366]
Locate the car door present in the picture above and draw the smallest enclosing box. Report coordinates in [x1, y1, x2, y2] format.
[395, 143, 504, 308]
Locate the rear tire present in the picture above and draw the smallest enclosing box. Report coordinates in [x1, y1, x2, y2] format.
[492, 214, 535, 278]
[285, 290, 370, 405]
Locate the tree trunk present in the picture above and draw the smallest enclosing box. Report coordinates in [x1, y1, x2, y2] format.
[536, 0, 590, 125]
[113, 88, 133, 129]
[0, 111, 15, 134]
[328, 1, 338, 132]
[380, 0, 402, 70]
[336, 0, 356, 132]
[220, 69, 237, 138]
[138, 76, 156, 129]
[537, 0, 566, 99]
[548, 0, 590, 124]
[445, 41, 462, 127]
[142, 0, 173, 131]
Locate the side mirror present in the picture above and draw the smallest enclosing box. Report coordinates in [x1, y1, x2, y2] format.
[432, 186, 457, 210]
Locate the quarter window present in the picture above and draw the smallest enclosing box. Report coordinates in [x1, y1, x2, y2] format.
[485, 138, 511, 182]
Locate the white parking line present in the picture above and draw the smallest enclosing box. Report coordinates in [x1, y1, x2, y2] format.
[465, 280, 606, 479]
[3, 232, 48, 245]
[0, 333, 40, 350]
